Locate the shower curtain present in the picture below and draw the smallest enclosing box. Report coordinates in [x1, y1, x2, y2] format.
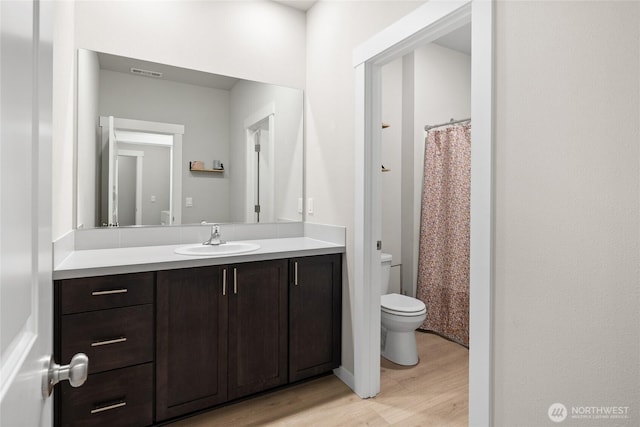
[416, 123, 471, 346]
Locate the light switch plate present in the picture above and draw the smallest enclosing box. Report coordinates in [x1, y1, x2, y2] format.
[185, 197, 193, 207]
[307, 197, 314, 215]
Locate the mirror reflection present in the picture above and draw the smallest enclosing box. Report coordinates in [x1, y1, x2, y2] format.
[100, 117, 181, 227]
[76, 49, 303, 228]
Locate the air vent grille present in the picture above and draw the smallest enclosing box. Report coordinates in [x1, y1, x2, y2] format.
[130, 67, 163, 78]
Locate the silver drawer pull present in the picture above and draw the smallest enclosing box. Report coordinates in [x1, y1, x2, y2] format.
[91, 337, 127, 347]
[91, 289, 128, 296]
[90, 401, 126, 414]
[233, 268, 238, 294]
[294, 261, 299, 286]
[222, 268, 227, 296]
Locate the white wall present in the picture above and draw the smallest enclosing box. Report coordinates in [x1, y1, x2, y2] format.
[76, 48, 99, 228]
[494, 1, 639, 424]
[52, 1, 75, 237]
[306, 0, 426, 376]
[98, 69, 230, 224]
[52, 0, 307, 239]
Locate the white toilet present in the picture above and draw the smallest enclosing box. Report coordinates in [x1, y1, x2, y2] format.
[380, 253, 427, 366]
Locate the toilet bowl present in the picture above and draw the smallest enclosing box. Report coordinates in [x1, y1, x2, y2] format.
[380, 253, 426, 366]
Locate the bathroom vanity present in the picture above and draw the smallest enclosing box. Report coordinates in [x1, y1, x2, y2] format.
[53, 238, 342, 426]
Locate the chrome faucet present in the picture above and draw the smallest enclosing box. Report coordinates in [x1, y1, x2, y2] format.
[203, 224, 222, 245]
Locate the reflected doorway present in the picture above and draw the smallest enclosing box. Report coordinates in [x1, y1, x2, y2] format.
[245, 108, 275, 223]
[116, 149, 143, 226]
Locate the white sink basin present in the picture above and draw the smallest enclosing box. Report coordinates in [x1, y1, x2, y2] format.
[174, 242, 260, 256]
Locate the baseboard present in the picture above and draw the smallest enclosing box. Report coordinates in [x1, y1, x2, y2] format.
[333, 365, 355, 391]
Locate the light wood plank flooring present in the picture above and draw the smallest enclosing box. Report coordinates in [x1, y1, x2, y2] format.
[170, 332, 468, 426]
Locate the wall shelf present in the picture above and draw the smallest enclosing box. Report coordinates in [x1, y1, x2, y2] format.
[189, 161, 224, 173]
[190, 167, 224, 173]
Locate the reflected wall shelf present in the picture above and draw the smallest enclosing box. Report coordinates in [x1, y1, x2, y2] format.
[189, 161, 224, 173]
[190, 168, 224, 173]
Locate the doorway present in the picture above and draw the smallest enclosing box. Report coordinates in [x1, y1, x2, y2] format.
[352, 1, 494, 425]
[116, 149, 143, 226]
[99, 116, 184, 226]
[244, 104, 276, 223]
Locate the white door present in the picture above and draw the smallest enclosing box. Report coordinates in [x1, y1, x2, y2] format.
[0, 2, 85, 426]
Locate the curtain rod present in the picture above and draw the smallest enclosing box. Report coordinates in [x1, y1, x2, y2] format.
[424, 117, 471, 131]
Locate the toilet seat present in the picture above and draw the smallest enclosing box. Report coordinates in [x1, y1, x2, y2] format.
[381, 293, 426, 317]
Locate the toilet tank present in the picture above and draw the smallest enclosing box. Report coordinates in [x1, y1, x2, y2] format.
[381, 252, 392, 295]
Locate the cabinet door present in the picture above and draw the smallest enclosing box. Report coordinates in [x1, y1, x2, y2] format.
[156, 266, 228, 421]
[289, 254, 342, 382]
[228, 259, 288, 400]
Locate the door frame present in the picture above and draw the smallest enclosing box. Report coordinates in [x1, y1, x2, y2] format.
[244, 103, 276, 222]
[99, 116, 184, 225]
[352, 1, 494, 425]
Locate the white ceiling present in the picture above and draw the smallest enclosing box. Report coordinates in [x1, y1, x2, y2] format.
[272, 0, 317, 12]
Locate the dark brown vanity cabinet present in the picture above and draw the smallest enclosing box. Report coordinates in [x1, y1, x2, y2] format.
[155, 259, 288, 421]
[289, 254, 342, 382]
[54, 272, 154, 427]
[55, 253, 341, 426]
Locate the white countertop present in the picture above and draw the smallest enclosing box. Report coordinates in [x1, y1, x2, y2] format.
[53, 237, 345, 280]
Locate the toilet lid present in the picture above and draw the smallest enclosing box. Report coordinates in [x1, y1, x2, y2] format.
[381, 293, 426, 313]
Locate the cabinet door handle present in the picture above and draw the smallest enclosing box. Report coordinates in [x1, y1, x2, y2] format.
[222, 268, 227, 296]
[294, 261, 299, 286]
[91, 337, 127, 347]
[233, 268, 238, 294]
[90, 401, 126, 414]
[91, 289, 127, 296]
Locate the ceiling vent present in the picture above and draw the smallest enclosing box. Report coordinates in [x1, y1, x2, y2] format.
[130, 67, 163, 78]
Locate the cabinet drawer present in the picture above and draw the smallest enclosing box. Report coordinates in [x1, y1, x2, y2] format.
[61, 305, 153, 374]
[60, 272, 154, 314]
[60, 363, 153, 427]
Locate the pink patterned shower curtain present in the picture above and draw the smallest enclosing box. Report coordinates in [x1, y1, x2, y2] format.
[416, 123, 471, 346]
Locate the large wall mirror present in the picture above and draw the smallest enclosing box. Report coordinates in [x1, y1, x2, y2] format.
[76, 49, 303, 228]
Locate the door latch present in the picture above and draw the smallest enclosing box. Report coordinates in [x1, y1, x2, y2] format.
[42, 353, 89, 398]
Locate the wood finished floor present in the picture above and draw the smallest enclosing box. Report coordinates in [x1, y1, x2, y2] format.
[170, 332, 468, 427]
